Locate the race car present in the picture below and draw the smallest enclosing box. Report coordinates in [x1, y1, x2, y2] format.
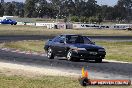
[44, 34, 106, 62]
[0, 19, 17, 25]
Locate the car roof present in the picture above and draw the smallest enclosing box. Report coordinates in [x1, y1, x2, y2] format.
[60, 34, 81, 36]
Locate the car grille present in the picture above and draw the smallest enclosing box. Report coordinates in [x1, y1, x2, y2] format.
[86, 49, 98, 52]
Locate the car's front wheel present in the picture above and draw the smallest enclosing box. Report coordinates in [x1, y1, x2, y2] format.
[47, 47, 54, 59]
[67, 50, 73, 61]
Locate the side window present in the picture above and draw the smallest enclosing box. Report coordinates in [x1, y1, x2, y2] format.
[54, 37, 61, 42]
[53, 36, 60, 42]
[53, 36, 65, 43]
[59, 36, 65, 42]
[83, 36, 93, 44]
[75, 36, 84, 43]
[66, 35, 84, 44]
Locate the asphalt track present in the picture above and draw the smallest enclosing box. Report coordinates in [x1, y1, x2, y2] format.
[0, 35, 132, 42]
[0, 35, 132, 79]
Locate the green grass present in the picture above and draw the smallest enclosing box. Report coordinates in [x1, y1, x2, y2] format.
[35, 18, 64, 22]
[0, 40, 45, 53]
[0, 25, 132, 36]
[0, 75, 131, 88]
[0, 40, 132, 62]
[96, 41, 132, 62]
[0, 75, 80, 88]
[0, 25, 132, 88]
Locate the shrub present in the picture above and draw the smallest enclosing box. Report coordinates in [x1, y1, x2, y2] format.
[71, 16, 79, 22]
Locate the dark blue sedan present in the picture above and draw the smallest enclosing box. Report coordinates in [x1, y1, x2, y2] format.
[0, 19, 17, 25]
[44, 34, 106, 62]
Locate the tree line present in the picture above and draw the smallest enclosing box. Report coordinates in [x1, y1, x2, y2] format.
[0, 0, 131, 23]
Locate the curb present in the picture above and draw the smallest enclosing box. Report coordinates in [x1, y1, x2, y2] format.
[0, 48, 46, 57]
[103, 59, 132, 64]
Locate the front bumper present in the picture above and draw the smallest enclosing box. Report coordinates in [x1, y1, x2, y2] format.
[72, 50, 106, 60]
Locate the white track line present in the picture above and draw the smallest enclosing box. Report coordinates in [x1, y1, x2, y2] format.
[103, 59, 132, 64]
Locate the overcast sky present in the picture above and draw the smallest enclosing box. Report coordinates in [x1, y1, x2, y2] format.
[97, 0, 118, 6]
[4, 0, 118, 6]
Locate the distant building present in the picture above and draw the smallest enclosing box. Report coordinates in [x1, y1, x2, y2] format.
[1, 0, 4, 3]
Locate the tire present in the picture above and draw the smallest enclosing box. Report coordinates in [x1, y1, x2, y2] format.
[95, 58, 102, 63]
[67, 50, 73, 61]
[14, 23, 17, 25]
[47, 47, 54, 59]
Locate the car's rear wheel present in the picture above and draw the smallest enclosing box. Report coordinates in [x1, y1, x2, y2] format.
[47, 47, 54, 59]
[67, 50, 73, 61]
[95, 58, 102, 63]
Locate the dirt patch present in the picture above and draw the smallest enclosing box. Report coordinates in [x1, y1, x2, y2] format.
[0, 61, 80, 78]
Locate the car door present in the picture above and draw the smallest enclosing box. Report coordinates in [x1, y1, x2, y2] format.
[6, 19, 10, 24]
[52, 36, 66, 56]
[8, 19, 12, 24]
[57, 36, 67, 56]
[51, 36, 63, 55]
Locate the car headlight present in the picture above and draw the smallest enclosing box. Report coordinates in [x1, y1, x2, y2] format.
[72, 47, 86, 52]
[73, 48, 86, 52]
[77, 48, 86, 51]
[98, 49, 105, 52]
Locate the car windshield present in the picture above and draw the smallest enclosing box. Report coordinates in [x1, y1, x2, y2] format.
[66, 35, 93, 44]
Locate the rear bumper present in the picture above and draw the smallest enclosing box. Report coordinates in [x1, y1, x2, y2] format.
[72, 51, 106, 60]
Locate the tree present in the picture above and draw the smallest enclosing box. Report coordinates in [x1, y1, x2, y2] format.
[62, 0, 75, 16]
[80, 16, 86, 23]
[117, 0, 132, 22]
[4, 2, 15, 16]
[86, 0, 98, 17]
[97, 14, 103, 24]
[24, 0, 55, 18]
[89, 16, 97, 23]
[0, 3, 4, 16]
[24, 0, 36, 17]
[64, 17, 67, 23]
[49, 0, 63, 16]
[2, 0, 131, 22]
[71, 16, 79, 22]
[12, 1, 24, 17]
[19, 9, 24, 17]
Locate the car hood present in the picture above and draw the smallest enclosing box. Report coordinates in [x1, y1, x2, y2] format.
[70, 44, 104, 49]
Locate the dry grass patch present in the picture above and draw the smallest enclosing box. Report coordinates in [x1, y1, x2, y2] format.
[0, 40, 44, 53]
[96, 41, 132, 62]
[0, 75, 131, 88]
[0, 25, 132, 36]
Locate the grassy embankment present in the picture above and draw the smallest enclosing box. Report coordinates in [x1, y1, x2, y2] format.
[0, 25, 132, 36]
[0, 75, 131, 88]
[0, 40, 132, 62]
[0, 40, 131, 88]
[0, 25, 132, 88]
